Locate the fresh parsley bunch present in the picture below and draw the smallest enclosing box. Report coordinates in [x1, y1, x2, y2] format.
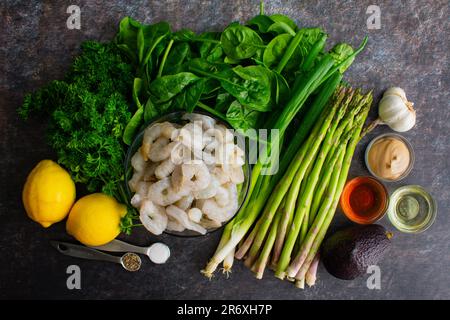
[20, 41, 136, 232]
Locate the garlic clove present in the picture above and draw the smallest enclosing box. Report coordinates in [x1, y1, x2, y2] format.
[389, 111, 416, 132]
[384, 87, 407, 100]
[378, 91, 416, 133]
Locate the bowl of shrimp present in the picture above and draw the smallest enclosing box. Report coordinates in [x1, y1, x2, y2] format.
[124, 111, 251, 237]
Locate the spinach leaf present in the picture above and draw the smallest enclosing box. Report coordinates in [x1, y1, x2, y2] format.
[162, 42, 191, 75]
[123, 107, 144, 145]
[246, 14, 274, 33]
[221, 65, 272, 111]
[173, 79, 206, 113]
[188, 58, 229, 74]
[172, 28, 196, 41]
[132, 77, 143, 109]
[215, 92, 234, 113]
[140, 22, 171, 67]
[269, 14, 298, 32]
[220, 24, 264, 60]
[267, 21, 296, 36]
[197, 32, 224, 62]
[116, 17, 141, 64]
[226, 100, 259, 130]
[263, 33, 292, 68]
[329, 43, 354, 73]
[143, 97, 158, 123]
[149, 72, 199, 103]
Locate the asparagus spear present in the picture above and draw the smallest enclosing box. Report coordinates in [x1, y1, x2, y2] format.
[275, 90, 352, 279]
[253, 203, 283, 279]
[287, 94, 372, 279]
[247, 89, 346, 273]
[305, 253, 320, 287]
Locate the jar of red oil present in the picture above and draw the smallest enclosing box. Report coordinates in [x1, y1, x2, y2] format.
[340, 176, 389, 224]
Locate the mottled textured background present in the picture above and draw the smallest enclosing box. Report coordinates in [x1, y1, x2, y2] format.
[0, 0, 449, 299]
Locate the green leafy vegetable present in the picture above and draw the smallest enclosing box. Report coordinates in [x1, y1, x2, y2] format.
[19, 41, 134, 212]
[263, 33, 292, 68]
[220, 24, 265, 60]
[226, 100, 260, 130]
[329, 43, 355, 73]
[149, 72, 199, 103]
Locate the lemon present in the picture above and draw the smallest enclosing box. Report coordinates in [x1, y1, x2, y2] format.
[66, 193, 126, 246]
[22, 160, 76, 228]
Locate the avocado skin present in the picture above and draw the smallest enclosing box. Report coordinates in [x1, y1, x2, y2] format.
[321, 224, 391, 280]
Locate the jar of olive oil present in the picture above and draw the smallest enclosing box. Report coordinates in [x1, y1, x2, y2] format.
[387, 185, 437, 233]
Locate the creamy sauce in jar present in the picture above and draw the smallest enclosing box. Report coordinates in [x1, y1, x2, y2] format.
[368, 136, 411, 180]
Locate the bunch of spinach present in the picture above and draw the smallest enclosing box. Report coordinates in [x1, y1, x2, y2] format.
[116, 8, 363, 145]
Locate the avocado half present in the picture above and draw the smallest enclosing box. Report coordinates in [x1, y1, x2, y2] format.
[321, 224, 392, 280]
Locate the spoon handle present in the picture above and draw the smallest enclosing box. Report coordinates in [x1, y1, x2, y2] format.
[51, 241, 121, 264]
[91, 239, 147, 255]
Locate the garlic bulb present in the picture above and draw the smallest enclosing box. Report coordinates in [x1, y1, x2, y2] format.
[378, 87, 416, 132]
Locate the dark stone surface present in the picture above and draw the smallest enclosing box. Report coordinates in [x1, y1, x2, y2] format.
[1, 0, 449, 299]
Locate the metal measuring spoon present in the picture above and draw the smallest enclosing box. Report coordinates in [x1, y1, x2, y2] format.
[50, 241, 141, 272]
[91, 239, 170, 264]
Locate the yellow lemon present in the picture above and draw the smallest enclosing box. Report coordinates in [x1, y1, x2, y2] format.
[22, 160, 76, 228]
[66, 193, 126, 246]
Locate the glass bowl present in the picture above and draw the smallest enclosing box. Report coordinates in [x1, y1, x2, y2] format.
[340, 176, 389, 224]
[387, 185, 437, 233]
[364, 133, 415, 182]
[124, 111, 251, 237]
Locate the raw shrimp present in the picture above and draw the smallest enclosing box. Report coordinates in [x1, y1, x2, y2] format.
[193, 148, 215, 166]
[128, 171, 143, 192]
[159, 122, 178, 139]
[131, 193, 142, 208]
[149, 137, 180, 162]
[182, 113, 216, 130]
[175, 194, 194, 211]
[131, 148, 147, 172]
[148, 178, 188, 206]
[142, 161, 158, 182]
[215, 124, 235, 144]
[187, 208, 202, 223]
[167, 218, 185, 232]
[214, 185, 229, 207]
[131, 181, 150, 208]
[170, 143, 192, 165]
[217, 143, 245, 167]
[155, 158, 176, 179]
[141, 124, 162, 161]
[176, 122, 203, 152]
[211, 166, 230, 184]
[201, 184, 238, 223]
[166, 205, 207, 235]
[139, 200, 168, 235]
[193, 176, 220, 199]
[181, 161, 211, 191]
[200, 217, 222, 229]
[142, 122, 178, 161]
[225, 165, 245, 184]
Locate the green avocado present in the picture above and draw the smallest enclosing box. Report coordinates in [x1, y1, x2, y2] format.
[321, 224, 392, 280]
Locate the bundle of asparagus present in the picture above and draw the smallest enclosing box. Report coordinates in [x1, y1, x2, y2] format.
[203, 86, 372, 288]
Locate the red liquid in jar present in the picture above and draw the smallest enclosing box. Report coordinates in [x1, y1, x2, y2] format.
[340, 176, 388, 224]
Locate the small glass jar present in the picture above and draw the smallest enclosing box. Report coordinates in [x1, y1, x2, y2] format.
[365, 133, 415, 182]
[387, 185, 437, 233]
[340, 176, 389, 224]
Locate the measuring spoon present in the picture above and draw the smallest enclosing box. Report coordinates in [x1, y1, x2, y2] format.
[50, 241, 141, 271]
[91, 239, 170, 264]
